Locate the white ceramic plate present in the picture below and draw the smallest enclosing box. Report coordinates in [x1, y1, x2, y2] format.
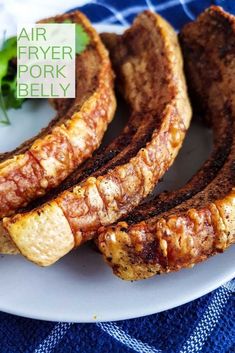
[0, 25, 234, 323]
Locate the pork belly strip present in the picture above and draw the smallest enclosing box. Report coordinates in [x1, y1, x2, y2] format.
[0, 11, 116, 218]
[0, 13, 171, 255]
[97, 6, 235, 280]
[2, 11, 192, 265]
[0, 107, 146, 254]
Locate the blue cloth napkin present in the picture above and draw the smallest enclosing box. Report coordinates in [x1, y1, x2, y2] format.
[0, 1, 235, 352]
[0, 280, 234, 352]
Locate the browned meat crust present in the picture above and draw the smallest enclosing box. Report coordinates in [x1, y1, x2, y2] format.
[0, 11, 116, 218]
[2, 11, 192, 265]
[97, 6, 235, 280]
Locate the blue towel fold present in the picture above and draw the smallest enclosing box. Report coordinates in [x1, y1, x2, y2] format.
[0, 1, 234, 352]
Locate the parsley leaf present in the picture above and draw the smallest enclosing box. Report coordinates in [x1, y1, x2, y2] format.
[0, 35, 24, 124]
[75, 24, 90, 54]
[2, 75, 25, 110]
[63, 20, 90, 54]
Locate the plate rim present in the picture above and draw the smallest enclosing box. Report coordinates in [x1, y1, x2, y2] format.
[0, 250, 234, 322]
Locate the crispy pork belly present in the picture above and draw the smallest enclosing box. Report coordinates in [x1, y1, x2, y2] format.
[98, 6, 235, 280]
[0, 11, 116, 218]
[2, 11, 191, 265]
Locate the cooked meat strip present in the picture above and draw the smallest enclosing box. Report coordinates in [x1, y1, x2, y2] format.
[2, 11, 192, 265]
[0, 11, 116, 218]
[0, 21, 163, 256]
[97, 6, 235, 280]
[122, 106, 231, 225]
[0, 96, 151, 255]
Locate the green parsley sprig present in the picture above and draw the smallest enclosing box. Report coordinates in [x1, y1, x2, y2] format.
[0, 34, 25, 124]
[62, 19, 90, 54]
[75, 24, 90, 54]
